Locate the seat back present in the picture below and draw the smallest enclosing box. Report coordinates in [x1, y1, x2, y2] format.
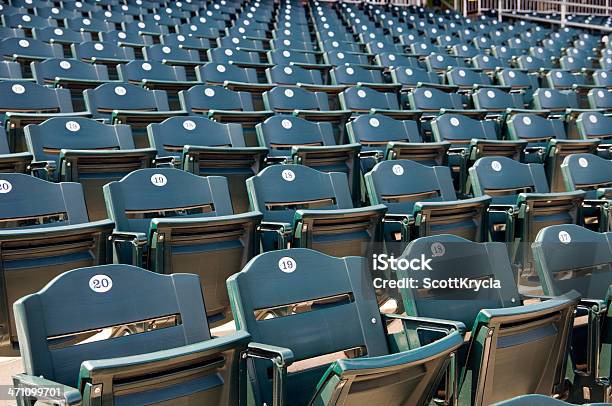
[0, 173, 112, 355]
[432, 113, 498, 143]
[195, 62, 258, 84]
[179, 85, 254, 113]
[266, 64, 323, 85]
[32, 58, 109, 85]
[533, 224, 612, 300]
[347, 113, 422, 148]
[400, 235, 577, 405]
[72, 41, 135, 62]
[84, 82, 169, 120]
[0, 37, 62, 59]
[14, 263, 240, 398]
[332, 65, 384, 85]
[263, 86, 328, 112]
[144, 44, 201, 63]
[391, 66, 440, 88]
[588, 88, 612, 110]
[400, 234, 519, 330]
[247, 164, 351, 225]
[506, 114, 566, 144]
[340, 86, 400, 112]
[149, 116, 246, 158]
[470, 156, 549, 204]
[0, 80, 73, 117]
[118, 60, 187, 82]
[104, 168, 260, 324]
[227, 248, 387, 406]
[576, 111, 612, 143]
[447, 67, 492, 88]
[408, 87, 463, 111]
[561, 153, 612, 199]
[532, 88, 579, 111]
[473, 87, 523, 111]
[256, 115, 335, 158]
[366, 159, 458, 215]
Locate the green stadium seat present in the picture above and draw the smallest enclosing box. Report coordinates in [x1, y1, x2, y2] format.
[469, 157, 585, 275]
[561, 153, 612, 231]
[533, 224, 612, 403]
[365, 159, 490, 247]
[227, 248, 465, 406]
[256, 115, 361, 203]
[148, 116, 266, 213]
[25, 117, 156, 220]
[246, 164, 386, 256]
[399, 234, 579, 405]
[0, 173, 113, 355]
[506, 113, 599, 192]
[576, 111, 612, 159]
[83, 82, 186, 148]
[103, 168, 262, 325]
[12, 264, 250, 405]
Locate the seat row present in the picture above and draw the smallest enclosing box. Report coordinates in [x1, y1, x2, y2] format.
[8, 223, 612, 405]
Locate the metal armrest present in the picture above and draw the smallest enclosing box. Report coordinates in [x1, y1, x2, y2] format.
[12, 373, 82, 406]
[110, 230, 148, 266]
[246, 342, 294, 406]
[258, 221, 292, 249]
[28, 160, 56, 179]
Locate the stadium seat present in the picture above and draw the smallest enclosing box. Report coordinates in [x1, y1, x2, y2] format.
[117, 60, 198, 109]
[346, 113, 449, 172]
[469, 156, 585, 274]
[24, 117, 156, 220]
[103, 168, 262, 325]
[0, 37, 63, 69]
[506, 113, 599, 192]
[576, 111, 612, 159]
[341, 86, 419, 121]
[256, 115, 361, 203]
[227, 248, 464, 406]
[32, 26, 92, 47]
[0, 173, 113, 355]
[331, 64, 401, 93]
[84, 82, 185, 148]
[365, 159, 490, 247]
[31, 58, 110, 110]
[12, 264, 250, 404]
[246, 164, 386, 256]
[399, 234, 579, 405]
[532, 224, 612, 403]
[0, 81, 87, 153]
[561, 153, 612, 231]
[532, 88, 580, 114]
[148, 116, 266, 213]
[179, 85, 273, 146]
[71, 41, 135, 74]
[264, 86, 351, 143]
[431, 113, 526, 192]
[588, 88, 612, 110]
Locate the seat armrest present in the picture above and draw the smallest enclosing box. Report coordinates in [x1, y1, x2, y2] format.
[12, 373, 82, 406]
[28, 160, 57, 179]
[415, 195, 491, 210]
[110, 230, 148, 266]
[246, 341, 294, 406]
[246, 342, 294, 365]
[258, 221, 292, 250]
